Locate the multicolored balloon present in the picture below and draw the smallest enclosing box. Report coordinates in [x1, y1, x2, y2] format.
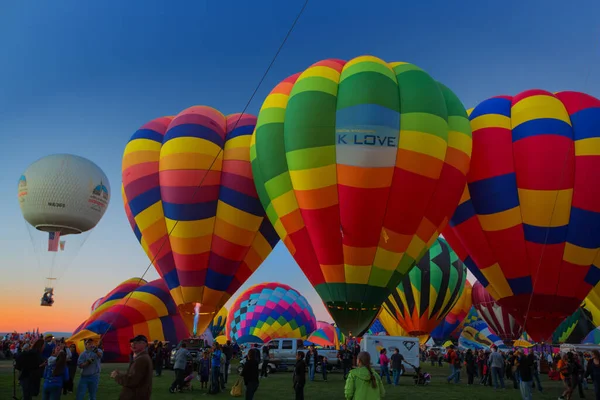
[69, 279, 189, 362]
[250, 56, 472, 335]
[208, 307, 228, 338]
[431, 280, 472, 344]
[121, 107, 280, 334]
[445, 90, 600, 342]
[552, 306, 596, 344]
[450, 306, 479, 341]
[226, 282, 317, 344]
[380, 237, 467, 337]
[307, 321, 345, 347]
[367, 318, 387, 335]
[89, 278, 145, 314]
[472, 281, 523, 345]
[377, 309, 408, 337]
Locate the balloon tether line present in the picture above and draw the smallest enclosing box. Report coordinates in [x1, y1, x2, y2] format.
[95, 0, 310, 343]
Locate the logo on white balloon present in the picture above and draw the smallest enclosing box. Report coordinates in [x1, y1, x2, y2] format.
[88, 180, 109, 213]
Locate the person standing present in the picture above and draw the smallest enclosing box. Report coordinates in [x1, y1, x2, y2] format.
[168, 342, 189, 393]
[586, 349, 600, 400]
[489, 346, 506, 389]
[241, 346, 259, 400]
[378, 349, 391, 385]
[465, 349, 476, 385]
[338, 345, 353, 380]
[222, 341, 233, 384]
[390, 348, 403, 386]
[210, 343, 223, 393]
[111, 335, 153, 400]
[15, 338, 45, 400]
[75, 339, 103, 400]
[153, 342, 164, 377]
[260, 344, 270, 378]
[42, 350, 69, 400]
[293, 351, 306, 400]
[63, 344, 78, 395]
[306, 345, 318, 382]
[516, 351, 533, 400]
[344, 351, 385, 400]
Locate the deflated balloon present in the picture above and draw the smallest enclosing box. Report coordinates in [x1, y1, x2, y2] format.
[251, 56, 472, 335]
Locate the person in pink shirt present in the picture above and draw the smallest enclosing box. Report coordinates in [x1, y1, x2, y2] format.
[379, 349, 392, 384]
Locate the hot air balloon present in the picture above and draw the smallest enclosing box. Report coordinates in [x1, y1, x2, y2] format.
[18, 154, 111, 304]
[121, 107, 280, 334]
[367, 318, 387, 335]
[90, 278, 145, 314]
[208, 307, 228, 338]
[226, 282, 317, 344]
[445, 90, 600, 342]
[377, 309, 408, 337]
[69, 279, 189, 362]
[307, 321, 345, 347]
[552, 306, 596, 344]
[380, 237, 467, 340]
[449, 306, 479, 341]
[251, 56, 472, 335]
[431, 280, 472, 345]
[460, 319, 506, 350]
[472, 281, 523, 345]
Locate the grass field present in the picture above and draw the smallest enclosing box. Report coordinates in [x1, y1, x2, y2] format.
[0, 359, 578, 399]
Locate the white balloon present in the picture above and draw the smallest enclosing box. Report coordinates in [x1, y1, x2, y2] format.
[18, 154, 111, 235]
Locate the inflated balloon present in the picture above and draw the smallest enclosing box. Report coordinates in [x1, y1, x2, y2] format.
[445, 90, 600, 342]
[89, 278, 145, 314]
[251, 56, 472, 335]
[307, 321, 345, 347]
[19, 154, 111, 235]
[450, 306, 479, 341]
[552, 307, 596, 344]
[431, 280, 472, 344]
[122, 108, 279, 334]
[472, 281, 523, 345]
[69, 279, 189, 362]
[226, 282, 317, 344]
[381, 238, 467, 337]
[377, 309, 408, 337]
[367, 318, 387, 335]
[208, 307, 228, 338]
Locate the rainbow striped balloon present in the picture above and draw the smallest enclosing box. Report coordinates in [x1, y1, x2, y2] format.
[226, 282, 317, 344]
[251, 56, 472, 335]
[69, 279, 189, 362]
[89, 277, 145, 314]
[122, 106, 279, 334]
[445, 90, 600, 342]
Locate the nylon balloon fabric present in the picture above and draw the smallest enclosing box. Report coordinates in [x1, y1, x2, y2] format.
[251, 56, 472, 335]
[431, 279, 472, 344]
[68, 279, 190, 362]
[445, 90, 600, 342]
[226, 282, 317, 344]
[208, 307, 227, 338]
[367, 318, 387, 335]
[472, 281, 523, 345]
[380, 237, 467, 337]
[121, 108, 280, 334]
[307, 321, 345, 347]
[89, 278, 146, 313]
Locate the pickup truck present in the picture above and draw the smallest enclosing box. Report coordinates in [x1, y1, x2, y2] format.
[240, 338, 340, 373]
[169, 338, 208, 368]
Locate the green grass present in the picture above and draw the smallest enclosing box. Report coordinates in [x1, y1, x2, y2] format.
[0, 359, 578, 399]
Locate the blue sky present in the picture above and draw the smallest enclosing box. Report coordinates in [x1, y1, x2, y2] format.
[1, 0, 598, 331]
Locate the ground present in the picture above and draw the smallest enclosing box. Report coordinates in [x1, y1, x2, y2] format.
[0, 359, 577, 399]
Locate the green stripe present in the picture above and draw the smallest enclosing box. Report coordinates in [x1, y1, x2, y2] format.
[400, 113, 449, 142]
[287, 146, 336, 170]
[396, 70, 448, 120]
[290, 76, 338, 97]
[340, 61, 397, 84]
[285, 91, 337, 152]
[336, 71, 399, 112]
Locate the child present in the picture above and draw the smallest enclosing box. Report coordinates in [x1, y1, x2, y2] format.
[321, 356, 328, 381]
[199, 351, 210, 389]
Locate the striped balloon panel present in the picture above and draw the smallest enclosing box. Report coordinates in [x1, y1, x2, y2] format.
[69, 279, 190, 362]
[226, 282, 317, 344]
[583, 281, 600, 327]
[472, 281, 523, 343]
[92, 277, 147, 314]
[252, 56, 472, 335]
[307, 321, 341, 347]
[123, 108, 279, 334]
[367, 318, 386, 335]
[552, 306, 596, 344]
[381, 237, 467, 337]
[431, 279, 472, 343]
[446, 90, 600, 341]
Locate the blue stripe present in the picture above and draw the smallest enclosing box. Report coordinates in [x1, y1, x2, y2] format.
[129, 187, 161, 217]
[523, 224, 568, 245]
[464, 257, 488, 287]
[160, 316, 177, 342]
[164, 124, 224, 147]
[226, 124, 255, 140]
[585, 265, 600, 287]
[137, 283, 176, 312]
[571, 107, 600, 140]
[133, 225, 142, 243]
[512, 118, 573, 142]
[206, 269, 234, 292]
[468, 173, 519, 215]
[336, 103, 400, 129]
[566, 207, 600, 249]
[449, 199, 476, 227]
[129, 128, 164, 143]
[469, 97, 512, 120]
[103, 292, 128, 303]
[163, 200, 218, 221]
[219, 186, 266, 216]
[507, 276, 532, 295]
[163, 269, 181, 292]
[85, 320, 112, 335]
[259, 219, 279, 248]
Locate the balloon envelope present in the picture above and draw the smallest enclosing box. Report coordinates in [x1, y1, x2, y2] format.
[251, 56, 472, 335]
[121, 108, 279, 334]
[226, 282, 317, 344]
[431, 280, 472, 344]
[445, 90, 600, 342]
[472, 281, 523, 344]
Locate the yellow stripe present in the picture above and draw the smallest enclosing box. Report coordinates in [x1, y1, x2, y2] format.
[124, 138, 162, 154]
[260, 93, 290, 112]
[289, 164, 337, 191]
[373, 248, 402, 271]
[470, 114, 511, 131]
[166, 217, 215, 238]
[405, 235, 426, 260]
[563, 242, 599, 266]
[448, 130, 473, 155]
[575, 138, 600, 156]
[250, 234, 273, 261]
[481, 264, 513, 299]
[160, 137, 222, 158]
[270, 190, 300, 219]
[345, 55, 389, 69]
[477, 207, 521, 231]
[398, 130, 447, 160]
[511, 95, 571, 128]
[135, 202, 165, 231]
[518, 189, 572, 227]
[345, 264, 371, 284]
[216, 201, 262, 231]
[297, 65, 341, 83]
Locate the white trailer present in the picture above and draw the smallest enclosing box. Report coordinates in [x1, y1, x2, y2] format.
[360, 335, 420, 372]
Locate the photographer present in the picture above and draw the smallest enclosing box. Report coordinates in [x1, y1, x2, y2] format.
[76, 338, 103, 400]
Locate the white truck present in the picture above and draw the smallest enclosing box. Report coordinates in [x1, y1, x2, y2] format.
[360, 335, 420, 372]
[240, 338, 340, 373]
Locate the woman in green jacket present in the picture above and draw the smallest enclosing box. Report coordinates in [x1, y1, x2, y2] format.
[344, 351, 386, 400]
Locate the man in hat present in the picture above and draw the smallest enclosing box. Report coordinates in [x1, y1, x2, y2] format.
[42, 333, 55, 360]
[111, 335, 153, 400]
[76, 338, 103, 400]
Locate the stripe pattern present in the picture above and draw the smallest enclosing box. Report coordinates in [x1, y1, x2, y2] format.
[122, 108, 279, 334]
[251, 56, 472, 335]
[380, 238, 467, 337]
[472, 281, 523, 344]
[430, 280, 472, 344]
[445, 90, 600, 341]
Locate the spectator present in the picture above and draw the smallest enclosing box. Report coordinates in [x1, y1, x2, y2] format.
[111, 335, 153, 400]
[75, 338, 103, 400]
[344, 351, 385, 400]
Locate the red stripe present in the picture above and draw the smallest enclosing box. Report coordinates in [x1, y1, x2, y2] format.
[468, 127, 514, 183]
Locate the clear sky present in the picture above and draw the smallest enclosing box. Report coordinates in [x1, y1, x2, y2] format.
[1, 0, 598, 333]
